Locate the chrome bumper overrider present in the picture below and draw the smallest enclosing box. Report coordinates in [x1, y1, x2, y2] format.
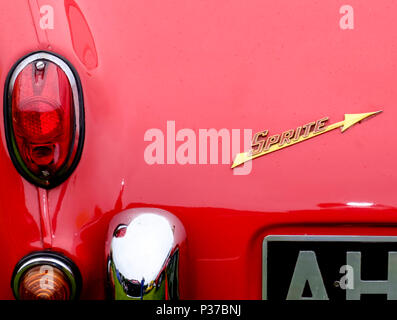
[105, 208, 186, 300]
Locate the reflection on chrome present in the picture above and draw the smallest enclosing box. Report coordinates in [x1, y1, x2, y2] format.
[346, 202, 374, 207]
[106, 209, 185, 300]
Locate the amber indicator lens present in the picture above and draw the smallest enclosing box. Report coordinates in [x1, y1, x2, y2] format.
[18, 265, 71, 300]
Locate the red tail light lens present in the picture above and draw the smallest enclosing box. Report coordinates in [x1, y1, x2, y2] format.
[4, 52, 84, 188]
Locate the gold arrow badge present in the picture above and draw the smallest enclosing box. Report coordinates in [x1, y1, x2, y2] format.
[232, 110, 382, 168]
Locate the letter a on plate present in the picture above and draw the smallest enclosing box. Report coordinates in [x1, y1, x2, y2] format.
[286, 251, 329, 300]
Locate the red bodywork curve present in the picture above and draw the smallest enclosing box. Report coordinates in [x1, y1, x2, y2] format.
[0, 0, 396, 299]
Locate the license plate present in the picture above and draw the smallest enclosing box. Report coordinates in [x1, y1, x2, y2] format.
[262, 235, 397, 300]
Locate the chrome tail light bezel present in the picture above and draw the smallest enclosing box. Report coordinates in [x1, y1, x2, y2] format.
[3, 51, 85, 189]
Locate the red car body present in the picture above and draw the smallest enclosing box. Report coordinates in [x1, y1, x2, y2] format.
[0, 0, 395, 299]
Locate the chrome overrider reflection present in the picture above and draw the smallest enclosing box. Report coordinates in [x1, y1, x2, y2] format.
[105, 208, 186, 300]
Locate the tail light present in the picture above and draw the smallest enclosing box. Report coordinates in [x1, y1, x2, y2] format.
[12, 251, 81, 300]
[4, 51, 84, 188]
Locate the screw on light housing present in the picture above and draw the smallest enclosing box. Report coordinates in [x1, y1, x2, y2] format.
[35, 60, 45, 71]
[4, 51, 85, 188]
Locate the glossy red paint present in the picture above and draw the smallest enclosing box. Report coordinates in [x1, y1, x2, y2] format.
[0, 0, 397, 299]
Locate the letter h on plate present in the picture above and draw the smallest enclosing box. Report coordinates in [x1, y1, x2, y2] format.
[347, 252, 397, 300]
